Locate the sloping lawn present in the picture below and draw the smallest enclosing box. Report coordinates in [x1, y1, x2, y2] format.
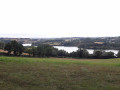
[0, 56, 120, 90]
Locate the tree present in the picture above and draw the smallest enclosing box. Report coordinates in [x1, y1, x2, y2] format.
[57, 50, 68, 57]
[4, 41, 24, 56]
[102, 51, 115, 58]
[32, 47, 37, 57]
[0, 42, 5, 49]
[106, 52, 115, 58]
[93, 50, 103, 58]
[4, 42, 12, 55]
[37, 44, 58, 57]
[117, 50, 120, 58]
[17, 43, 25, 55]
[37, 45, 46, 57]
[27, 49, 32, 57]
[76, 48, 89, 58]
[69, 51, 77, 57]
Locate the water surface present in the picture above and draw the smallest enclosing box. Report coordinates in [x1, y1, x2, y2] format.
[54, 46, 119, 55]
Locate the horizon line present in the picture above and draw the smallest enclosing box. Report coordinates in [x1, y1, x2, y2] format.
[0, 36, 120, 39]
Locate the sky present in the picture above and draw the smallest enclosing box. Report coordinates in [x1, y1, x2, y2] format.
[0, 0, 120, 38]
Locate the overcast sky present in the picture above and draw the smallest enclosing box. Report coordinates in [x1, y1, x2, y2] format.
[0, 0, 120, 38]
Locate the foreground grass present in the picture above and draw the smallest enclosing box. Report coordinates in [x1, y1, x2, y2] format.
[0, 56, 120, 90]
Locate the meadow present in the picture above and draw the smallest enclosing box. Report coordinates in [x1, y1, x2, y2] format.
[0, 56, 120, 90]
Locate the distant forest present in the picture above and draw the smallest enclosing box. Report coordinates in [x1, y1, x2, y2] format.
[1, 36, 120, 50]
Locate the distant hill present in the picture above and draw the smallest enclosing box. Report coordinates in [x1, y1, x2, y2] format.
[0, 36, 120, 49]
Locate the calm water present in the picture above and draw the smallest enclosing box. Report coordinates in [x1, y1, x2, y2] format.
[22, 44, 32, 46]
[54, 46, 119, 55]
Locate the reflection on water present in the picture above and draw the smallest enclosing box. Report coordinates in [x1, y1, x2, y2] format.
[54, 46, 119, 55]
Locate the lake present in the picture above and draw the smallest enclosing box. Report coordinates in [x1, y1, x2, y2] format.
[22, 44, 32, 46]
[54, 46, 119, 55]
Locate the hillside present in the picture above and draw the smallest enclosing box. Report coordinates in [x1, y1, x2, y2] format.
[1, 36, 120, 49]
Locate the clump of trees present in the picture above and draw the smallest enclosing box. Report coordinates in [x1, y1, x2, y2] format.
[69, 49, 115, 59]
[57, 50, 68, 57]
[4, 40, 24, 56]
[25, 44, 68, 57]
[93, 50, 115, 59]
[69, 49, 89, 58]
[25, 45, 56, 57]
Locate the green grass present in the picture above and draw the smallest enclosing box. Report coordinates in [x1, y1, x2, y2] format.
[0, 56, 120, 66]
[0, 56, 120, 90]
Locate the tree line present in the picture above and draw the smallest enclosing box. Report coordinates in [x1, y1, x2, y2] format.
[24, 46, 120, 59]
[1, 40, 120, 59]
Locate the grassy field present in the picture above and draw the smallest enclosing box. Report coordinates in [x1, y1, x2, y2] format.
[0, 56, 120, 90]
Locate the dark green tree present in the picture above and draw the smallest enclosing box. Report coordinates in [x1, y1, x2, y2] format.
[76, 48, 89, 58]
[37, 44, 57, 57]
[4, 42, 12, 55]
[106, 52, 114, 58]
[32, 47, 37, 57]
[37, 45, 46, 57]
[93, 50, 103, 58]
[4, 41, 24, 56]
[57, 50, 68, 57]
